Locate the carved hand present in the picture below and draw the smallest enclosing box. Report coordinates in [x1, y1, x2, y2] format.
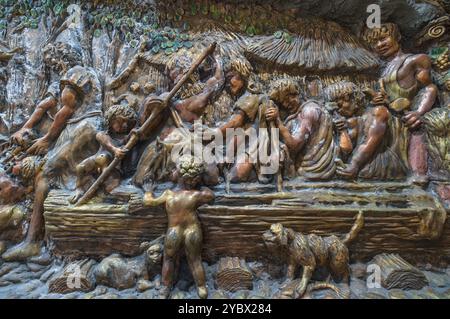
[27, 137, 50, 155]
[113, 146, 128, 159]
[265, 106, 280, 124]
[372, 92, 389, 106]
[402, 111, 422, 129]
[333, 118, 348, 131]
[11, 128, 29, 145]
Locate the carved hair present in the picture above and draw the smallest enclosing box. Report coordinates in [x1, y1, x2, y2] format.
[177, 155, 205, 179]
[19, 156, 43, 182]
[269, 79, 300, 105]
[43, 42, 83, 73]
[104, 103, 138, 130]
[324, 81, 365, 106]
[362, 23, 402, 47]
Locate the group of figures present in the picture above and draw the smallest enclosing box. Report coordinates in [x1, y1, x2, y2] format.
[0, 0, 449, 299]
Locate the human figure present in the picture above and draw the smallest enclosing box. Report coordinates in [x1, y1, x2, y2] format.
[362, 23, 438, 185]
[325, 81, 406, 179]
[69, 102, 138, 204]
[142, 156, 214, 299]
[2, 66, 102, 261]
[11, 42, 83, 146]
[133, 54, 224, 187]
[265, 79, 337, 181]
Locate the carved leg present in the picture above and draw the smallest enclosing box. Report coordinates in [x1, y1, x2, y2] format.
[408, 132, 428, 186]
[2, 171, 48, 261]
[70, 156, 97, 204]
[160, 226, 183, 299]
[184, 224, 207, 299]
[295, 266, 314, 299]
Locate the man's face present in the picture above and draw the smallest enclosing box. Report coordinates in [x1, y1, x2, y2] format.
[336, 93, 359, 118]
[281, 93, 301, 113]
[111, 115, 135, 135]
[228, 74, 244, 97]
[374, 35, 400, 59]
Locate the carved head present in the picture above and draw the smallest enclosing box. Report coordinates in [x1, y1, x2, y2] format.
[43, 42, 83, 75]
[324, 81, 363, 117]
[362, 23, 401, 58]
[177, 155, 205, 190]
[225, 60, 250, 97]
[269, 79, 301, 112]
[0, 174, 26, 205]
[104, 103, 138, 135]
[225, 70, 246, 97]
[262, 223, 289, 252]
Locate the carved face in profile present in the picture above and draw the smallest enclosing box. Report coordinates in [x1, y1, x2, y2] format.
[336, 92, 360, 118]
[280, 92, 301, 113]
[226, 71, 245, 97]
[373, 34, 400, 59]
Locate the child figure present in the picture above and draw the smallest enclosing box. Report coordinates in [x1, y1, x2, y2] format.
[142, 156, 214, 299]
[69, 102, 137, 204]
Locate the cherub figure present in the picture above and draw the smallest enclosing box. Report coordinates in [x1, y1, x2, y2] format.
[70, 102, 138, 204]
[142, 156, 214, 299]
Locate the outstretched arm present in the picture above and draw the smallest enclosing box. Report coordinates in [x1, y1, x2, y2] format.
[23, 97, 58, 130]
[12, 96, 57, 144]
[143, 190, 171, 207]
[27, 87, 78, 155]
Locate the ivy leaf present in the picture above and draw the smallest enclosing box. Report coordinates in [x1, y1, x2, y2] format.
[93, 29, 102, 38]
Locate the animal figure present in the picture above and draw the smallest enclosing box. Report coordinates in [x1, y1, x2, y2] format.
[262, 211, 364, 298]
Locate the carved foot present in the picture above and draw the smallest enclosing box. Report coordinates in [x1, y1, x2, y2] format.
[2, 240, 41, 261]
[197, 286, 208, 299]
[158, 285, 171, 299]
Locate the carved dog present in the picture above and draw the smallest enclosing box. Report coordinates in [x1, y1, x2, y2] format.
[262, 211, 364, 298]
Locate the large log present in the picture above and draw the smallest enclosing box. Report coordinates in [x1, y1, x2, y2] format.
[48, 259, 96, 293]
[44, 181, 449, 264]
[215, 257, 253, 292]
[371, 253, 428, 290]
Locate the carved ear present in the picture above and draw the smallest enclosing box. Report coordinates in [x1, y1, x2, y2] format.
[280, 227, 288, 247]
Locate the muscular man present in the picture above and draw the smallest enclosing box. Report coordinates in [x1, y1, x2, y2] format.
[2, 66, 102, 261]
[142, 156, 214, 299]
[362, 23, 438, 185]
[265, 79, 337, 181]
[11, 42, 83, 145]
[325, 81, 406, 179]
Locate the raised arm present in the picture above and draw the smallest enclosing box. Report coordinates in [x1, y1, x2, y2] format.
[143, 189, 171, 207]
[174, 56, 225, 121]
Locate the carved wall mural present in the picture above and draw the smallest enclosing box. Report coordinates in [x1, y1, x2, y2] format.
[0, 0, 450, 300]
